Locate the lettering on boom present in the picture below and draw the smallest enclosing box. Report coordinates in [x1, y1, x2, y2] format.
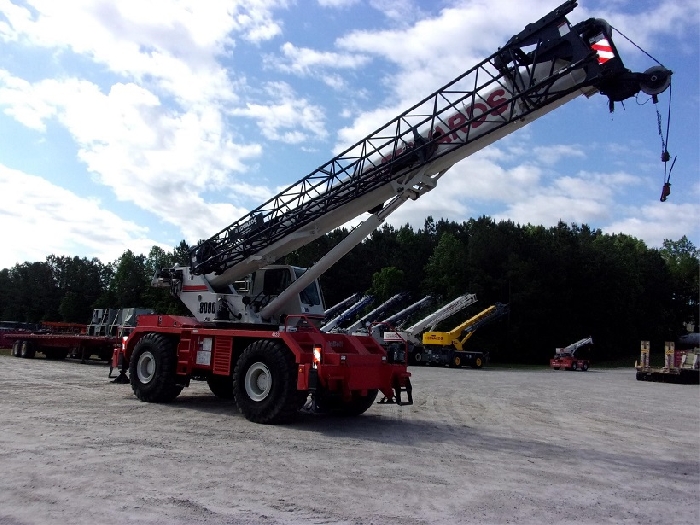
[435, 88, 510, 143]
[376, 86, 513, 170]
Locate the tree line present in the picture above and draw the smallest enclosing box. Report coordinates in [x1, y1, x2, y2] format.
[1, 217, 697, 364]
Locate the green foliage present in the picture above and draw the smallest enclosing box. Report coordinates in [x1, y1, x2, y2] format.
[369, 267, 405, 302]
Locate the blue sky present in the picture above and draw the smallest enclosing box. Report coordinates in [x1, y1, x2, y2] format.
[0, 0, 698, 271]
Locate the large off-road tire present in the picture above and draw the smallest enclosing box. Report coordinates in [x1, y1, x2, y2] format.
[339, 389, 379, 416]
[129, 333, 183, 403]
[233, 339, 301, 424]
[471, 355, 485, 369]
[449, 355, 462, 368]
[207, 374, 234, 399]
[20, 340, 35, 359]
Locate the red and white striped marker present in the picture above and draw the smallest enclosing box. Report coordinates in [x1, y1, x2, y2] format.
[591, 38, 614, 64]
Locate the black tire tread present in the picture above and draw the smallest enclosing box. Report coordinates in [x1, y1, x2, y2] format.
[129, 333, 182, 403]
[233, 339, 299, 424]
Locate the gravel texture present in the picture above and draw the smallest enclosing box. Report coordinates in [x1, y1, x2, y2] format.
[0, 355, 698, 524]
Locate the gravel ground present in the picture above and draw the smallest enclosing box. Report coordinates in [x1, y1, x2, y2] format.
[0, 354, 698, 525]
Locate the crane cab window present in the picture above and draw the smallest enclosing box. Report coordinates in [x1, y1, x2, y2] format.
[263, 268, 292, 296]
[293, 267, 321, 307]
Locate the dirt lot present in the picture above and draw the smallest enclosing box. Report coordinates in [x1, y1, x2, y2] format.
[0, 354, 698, 525]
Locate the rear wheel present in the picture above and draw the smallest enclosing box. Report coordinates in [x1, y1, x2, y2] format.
[339, 389, 379, 416]
[582, 363, 589, 372]
[207, 374, 234, 399]
[11, 340, 21, 357]
[129, 333, 182, 403]
[472, 356, 484, 369]
[571, 362, 578, 371]
[233, 339, 301, 424]
[20, 341, 35, 359]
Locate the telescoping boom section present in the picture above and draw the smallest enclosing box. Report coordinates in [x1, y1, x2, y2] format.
[118, 1, 672, 424]
[188, 0, 670, 287]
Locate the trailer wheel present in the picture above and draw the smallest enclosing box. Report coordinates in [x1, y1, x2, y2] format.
[233, 339, 300, 424]
[207, 374, 234, 399]
[20, 340, 35, 359]
[129, 333, 182, 403]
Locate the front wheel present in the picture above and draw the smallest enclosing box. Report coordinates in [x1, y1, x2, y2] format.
[129, 333, 182, 403]
[233, 339, 301, 424]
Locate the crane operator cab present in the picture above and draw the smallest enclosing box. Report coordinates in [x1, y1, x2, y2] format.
[152, 264, 325, 327]
[246, 265, 324, 318]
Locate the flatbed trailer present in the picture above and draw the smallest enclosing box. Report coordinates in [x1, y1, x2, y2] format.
[8, 333, 119, 361]
[635, 341, 699, 385]
[6, 308, 153, 362]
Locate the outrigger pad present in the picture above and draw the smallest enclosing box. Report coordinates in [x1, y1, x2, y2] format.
[109, 367, 130, 384]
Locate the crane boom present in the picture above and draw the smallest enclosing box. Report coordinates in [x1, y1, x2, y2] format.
[189, 0, 671, 292]
[320, 295, 374, 332]
[383, 293, 478, 346]
[345, 292, 410, 334]
[154, 1, 671, 326]
[412, 294, 479, 335]
[558, 336, 594, 356]
[381, 296, 434, 328]
[324, 293, 362, 319]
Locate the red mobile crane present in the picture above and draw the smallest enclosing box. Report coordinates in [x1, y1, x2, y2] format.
[550, 336, 593, 371]
[111, 1, 672, 424]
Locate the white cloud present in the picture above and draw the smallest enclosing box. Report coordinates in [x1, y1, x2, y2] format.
[317, 0, 359, 7]
[532, 144, 587, 166]
[604, 202, 700, 248]
[229, 81, 327, 144]
[0, 70, 264, 245]
[0, 163, 158, 268]
[275, 42, 370, 75]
